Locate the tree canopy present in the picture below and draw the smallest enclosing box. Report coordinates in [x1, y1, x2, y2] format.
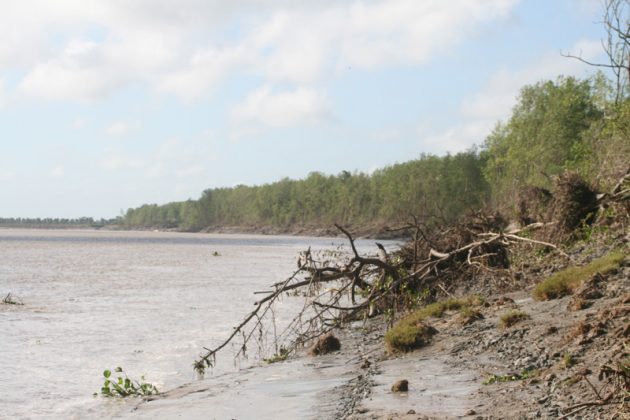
[121, 74, 628, 233]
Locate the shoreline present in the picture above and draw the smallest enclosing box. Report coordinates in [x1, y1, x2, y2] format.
[124, 238, 629, 419]
[0, 223, 408, 240]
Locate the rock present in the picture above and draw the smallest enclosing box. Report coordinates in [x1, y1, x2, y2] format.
[309, 333, 341, 356]
[407, 409, 416, 414]
[391, 379, 409, 392]
[465, 409, 477, 415]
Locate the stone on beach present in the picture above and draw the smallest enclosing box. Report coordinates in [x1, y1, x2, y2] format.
[309, 333, 341, 356]
[391, 379, 408, 392]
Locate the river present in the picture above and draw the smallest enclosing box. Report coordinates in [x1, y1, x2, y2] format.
[0, 229, 389, 419]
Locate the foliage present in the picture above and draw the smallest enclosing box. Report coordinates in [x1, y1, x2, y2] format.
[2, 293, 24, 305]
[385, 297, 482, 352]
[483, 369, 536, 385]
[121, 152, 489, 231]
[384, 320, 437, 353]
[562, 352, 576, 369]
[99, 367, 158, 398]
[459, 307, 484, 325]
[263, 347, 290, 364]
[0, 217, 116, 229]
[498, 310, 530, 329]
[533, 251, 625, 300]
[483, 76, 603, 211]
[119, 73, 629, 238]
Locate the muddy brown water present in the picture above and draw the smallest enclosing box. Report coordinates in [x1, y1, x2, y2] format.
[0, 229, 394, 419]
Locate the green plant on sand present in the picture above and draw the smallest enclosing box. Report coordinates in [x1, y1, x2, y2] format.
[533, 250, 625, 300]
[385, 296, 483, 352]
[263, 347, 290, 364]
[562, 352, 576, 369]
[499, 310, 530, 329]
[99, 367, 158, 397]
[483, 369, 536, 385]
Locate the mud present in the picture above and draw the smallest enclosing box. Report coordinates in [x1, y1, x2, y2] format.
[122, 247, 629, 419]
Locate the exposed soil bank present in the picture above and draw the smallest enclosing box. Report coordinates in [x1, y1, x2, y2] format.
[104, 221, 406, 240]
[123, 236, 629, 419]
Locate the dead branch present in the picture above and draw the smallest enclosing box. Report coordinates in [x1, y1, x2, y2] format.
[193, 220, 567, 375]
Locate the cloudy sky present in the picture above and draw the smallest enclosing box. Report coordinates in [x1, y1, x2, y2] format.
[0, 0, 609, 219]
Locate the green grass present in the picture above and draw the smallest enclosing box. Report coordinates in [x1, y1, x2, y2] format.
[499, 310, 530, 329]
[459, 307, 484, 325]
[384, 321, 436, 352]
[562, 352, 576, 369]
[385, 296, 482, 352]
[483, 369, 536, 385]
[263, 347, 290, 364]
[533, 250, 626, 300]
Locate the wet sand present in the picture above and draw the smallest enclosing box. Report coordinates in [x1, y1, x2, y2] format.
[125, 317, 481, 419]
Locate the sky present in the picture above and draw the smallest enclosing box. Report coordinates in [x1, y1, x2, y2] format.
[0, 0, 611, 219]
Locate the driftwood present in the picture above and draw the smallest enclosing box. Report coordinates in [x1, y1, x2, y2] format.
[193, 221, 567, 375]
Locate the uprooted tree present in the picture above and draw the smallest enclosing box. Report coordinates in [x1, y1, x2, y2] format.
[192, 218, 568, 375]
[192, 169, 630, 376]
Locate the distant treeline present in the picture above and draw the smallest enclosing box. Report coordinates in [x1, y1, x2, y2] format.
[0, 217, 116, 229]
[122, 74, 630, 232]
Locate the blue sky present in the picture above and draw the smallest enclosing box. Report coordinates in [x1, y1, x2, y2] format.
[0, 0, 609, 219]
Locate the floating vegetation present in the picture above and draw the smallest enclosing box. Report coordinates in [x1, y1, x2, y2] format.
[99, 367, 158, 398]
[263, 347, 290, 364]
[2, 293, 24, 305]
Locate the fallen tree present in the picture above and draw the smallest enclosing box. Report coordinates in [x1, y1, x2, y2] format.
[193, 219, 569, 375]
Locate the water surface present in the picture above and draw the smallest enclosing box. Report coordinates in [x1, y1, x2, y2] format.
[0, 229, 385, 419]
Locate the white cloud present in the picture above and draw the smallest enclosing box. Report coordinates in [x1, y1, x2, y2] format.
[0, 171, 14, 181]
[100, 155, 144, 170]
[100, 138, 215, 183]
[462, 39, 602, 121]
[423, 120, 496, 154]
[4, 0, 519, 102]
[144, 163, 164, 178]
[71, 118, 86, 129]
[106, 121, 130, 136]
[339, 0, 517, 70]
[422, 39, 605, 153]
[156, 45, 253, 101]
[50, 166, 65, 178]
[176, 165, 204, 178]
[232, 85, 330, 128]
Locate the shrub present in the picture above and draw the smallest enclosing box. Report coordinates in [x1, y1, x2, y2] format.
[384, 321, 437, 352]
[459, 307, 484, 325]
[385, 296, 483, 352]
[499, 310, 530, 329]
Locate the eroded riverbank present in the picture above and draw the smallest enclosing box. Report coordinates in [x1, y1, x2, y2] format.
[126, 244, 629, 419]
